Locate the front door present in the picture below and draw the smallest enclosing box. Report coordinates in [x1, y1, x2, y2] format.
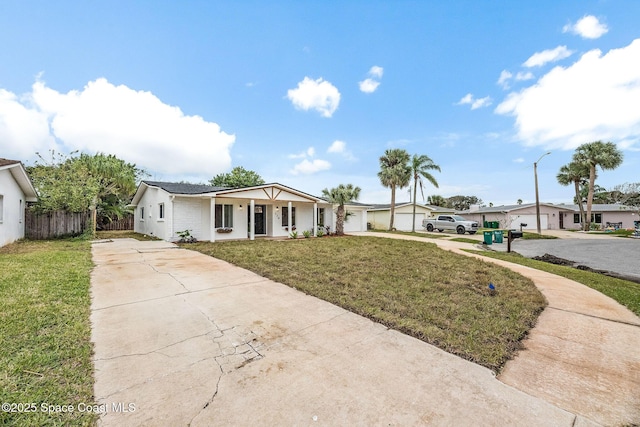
[559, 213, 564, 229]
[248, 205, 266, 235]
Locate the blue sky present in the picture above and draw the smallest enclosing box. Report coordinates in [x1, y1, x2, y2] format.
[1, 1, 639, 205]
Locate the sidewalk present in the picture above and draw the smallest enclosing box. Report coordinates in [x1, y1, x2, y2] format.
[355, 232, 640, 425]
[91, 238, 595, 426]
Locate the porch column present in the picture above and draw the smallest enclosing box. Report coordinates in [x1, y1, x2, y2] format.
[313, 203, 318, 237]
[210, 198, 216, 242]
[288, 201, 292, 234]
[250, 199, 255, 241]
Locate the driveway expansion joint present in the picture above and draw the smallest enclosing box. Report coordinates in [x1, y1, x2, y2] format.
[547, 306, 640, 327]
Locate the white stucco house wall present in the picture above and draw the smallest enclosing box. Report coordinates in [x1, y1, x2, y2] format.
[0, 159, 38, 247]
[130, 181, 369, 242]
[367, 203, 455, 231]
[459, 203, 638, 230]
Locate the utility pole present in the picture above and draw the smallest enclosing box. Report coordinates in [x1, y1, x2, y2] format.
[534, 152, 551, 235]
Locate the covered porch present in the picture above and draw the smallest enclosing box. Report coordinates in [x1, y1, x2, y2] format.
[204, 184, 331, 242]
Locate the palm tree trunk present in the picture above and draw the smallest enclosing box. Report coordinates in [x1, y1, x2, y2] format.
[586, 165, 596, 231]
[411, 177, 418, 232]
[336, 205, 345, 235]
[389, 185, 396, 230]
[574, 180, 586, 230]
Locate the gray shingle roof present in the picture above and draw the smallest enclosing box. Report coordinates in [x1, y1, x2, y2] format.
[0, 158, 21, 167]
[143, 180, 230, 194]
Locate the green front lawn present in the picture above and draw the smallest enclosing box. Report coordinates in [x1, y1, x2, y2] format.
[186, 236, 546, 371]
[470, 250, 640, 316]
[0, 240, 96, 426]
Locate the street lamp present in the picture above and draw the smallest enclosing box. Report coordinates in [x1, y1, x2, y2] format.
[534, 151, 551, 235]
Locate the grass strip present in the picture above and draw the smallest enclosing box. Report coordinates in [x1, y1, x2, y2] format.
[468, 250, 640, 316]
[186, 236, 546, 371]
[0, 240, 96, 426]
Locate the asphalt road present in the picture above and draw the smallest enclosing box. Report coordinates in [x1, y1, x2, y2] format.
[511, 238, 640, 281]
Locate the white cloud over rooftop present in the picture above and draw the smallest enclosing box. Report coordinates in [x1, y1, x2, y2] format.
[496, 39, 640, 150]
[0, 78, 235, 176]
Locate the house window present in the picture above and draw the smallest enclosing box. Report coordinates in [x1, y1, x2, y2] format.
[215, 204, 234, 228]
[573, 213, 580, 224]
[282, 206, 296, 227]
[317, 207, 325, 226]
[140, 207, 144, 221]
[158, 203, 165, 220]
[592, 213, 602, 224]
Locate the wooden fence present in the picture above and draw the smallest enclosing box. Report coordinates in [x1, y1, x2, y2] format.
[99, 215, 134, 231]
[25, 210, 90, 240]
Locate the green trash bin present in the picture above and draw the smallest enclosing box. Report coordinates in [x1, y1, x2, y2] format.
[493, 230, 503, 243]
[483, 231, 493, 245]
[483, 221, 489, 228]
[492, 221, 500, 229]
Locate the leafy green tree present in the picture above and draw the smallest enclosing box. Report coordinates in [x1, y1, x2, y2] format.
[608, 182, 640, 208]
[427, 194, 447, 206]
[573, 141, 624, 230]
[322, 184, 361, 235]
[557, 160, 591, 228]
[27, 151, 144, 231]
[77, 153, 143, 231]
[445, 195, 482, 211]
[409, 154, 440, 232]
[378, 149, 411, 230]
[210, 166, 265, 188]
[27, 151, 99, 213]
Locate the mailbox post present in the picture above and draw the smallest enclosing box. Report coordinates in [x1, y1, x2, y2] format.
[507, 230, 523, 253]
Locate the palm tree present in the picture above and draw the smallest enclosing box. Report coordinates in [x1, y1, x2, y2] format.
[573, 141, 623, 230]
[378, 149, 411, 230]
[322, 184, 361, 235]
[557, 161, 591, 229]
[409, 154, 440, 232]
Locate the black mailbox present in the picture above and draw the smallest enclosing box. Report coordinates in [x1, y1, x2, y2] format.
[507, 230, 523, 252]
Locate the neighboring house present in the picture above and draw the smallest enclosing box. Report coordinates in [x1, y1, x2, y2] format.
[130, 181, 369, 242]
[367, 203, 455, 231]
[0, 159, 38, 247]
[459, 203, 638, 230]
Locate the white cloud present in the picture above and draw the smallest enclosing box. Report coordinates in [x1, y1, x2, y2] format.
[369, 66, 384, 79]
[0, 88, 55, 159]
[359, 78, 381, 93]
[328, 140, 345, 153]
[0, 78, 235, 176]
[290, 158, 331, 175]
[515, 71, 535, 81]
[495, 39, 640, 150]
[359, 65, 384, 93]
[286, 77, 340, 117]
[563, 15, 608, 39]
[497, 70, 513, 89]
[288, 146, 315, 159]
[513, 157, 525, 163]
[327, 139, 356, 160]
[523, 45, 573, 67]
[457, 93, 492, 110]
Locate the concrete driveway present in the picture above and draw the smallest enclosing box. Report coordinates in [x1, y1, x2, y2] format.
[91, 238, 590, 426]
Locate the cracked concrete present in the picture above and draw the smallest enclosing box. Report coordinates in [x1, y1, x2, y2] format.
[91, 238, 619, 426]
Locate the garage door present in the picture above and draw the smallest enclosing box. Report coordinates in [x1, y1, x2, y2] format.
[395, 213, 423, 231]
[509, 214, 548, 230]
[343, 210, 364, 232]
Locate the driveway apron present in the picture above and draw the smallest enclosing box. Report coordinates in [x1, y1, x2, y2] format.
[89, 238, 591, 426]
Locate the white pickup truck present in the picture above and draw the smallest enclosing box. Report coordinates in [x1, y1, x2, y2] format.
[422, 215, 479, 235]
